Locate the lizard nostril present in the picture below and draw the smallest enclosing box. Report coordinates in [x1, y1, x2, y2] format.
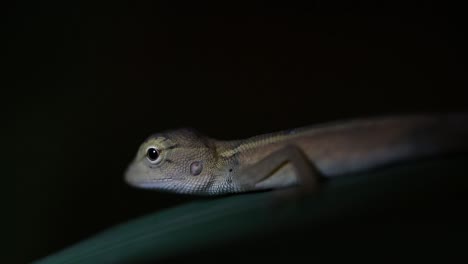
[190, 161, 203, 176]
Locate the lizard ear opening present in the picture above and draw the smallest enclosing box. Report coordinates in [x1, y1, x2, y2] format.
[190, 161, 203, 176]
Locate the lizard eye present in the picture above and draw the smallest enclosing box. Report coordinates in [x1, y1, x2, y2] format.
[146, 147, 161, 163]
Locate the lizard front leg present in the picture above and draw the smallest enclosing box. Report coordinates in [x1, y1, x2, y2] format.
[235, 145, 323, 195]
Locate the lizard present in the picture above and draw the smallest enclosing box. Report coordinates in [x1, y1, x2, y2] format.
[124, 113, 468, 196]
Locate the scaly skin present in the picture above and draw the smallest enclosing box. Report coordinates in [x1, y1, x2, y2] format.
[124, 113, 468, 195]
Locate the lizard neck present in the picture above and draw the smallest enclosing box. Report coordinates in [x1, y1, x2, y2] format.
[191, 139, 243, 195]
[209, 136, 294, 194]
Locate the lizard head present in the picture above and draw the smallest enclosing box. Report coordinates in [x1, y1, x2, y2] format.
[124, 128, 220, 194]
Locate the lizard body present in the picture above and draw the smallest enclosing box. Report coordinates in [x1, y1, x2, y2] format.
[125, 113, 468, 195]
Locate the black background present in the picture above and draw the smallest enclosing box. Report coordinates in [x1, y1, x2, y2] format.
[6, 1, 468, 263]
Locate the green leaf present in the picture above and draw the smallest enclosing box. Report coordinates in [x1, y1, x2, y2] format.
[34, 156, 468, 263]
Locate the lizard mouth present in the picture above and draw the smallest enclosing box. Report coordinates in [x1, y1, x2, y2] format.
[151, 178, 173, 182]
[125, 177, 176, 189]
